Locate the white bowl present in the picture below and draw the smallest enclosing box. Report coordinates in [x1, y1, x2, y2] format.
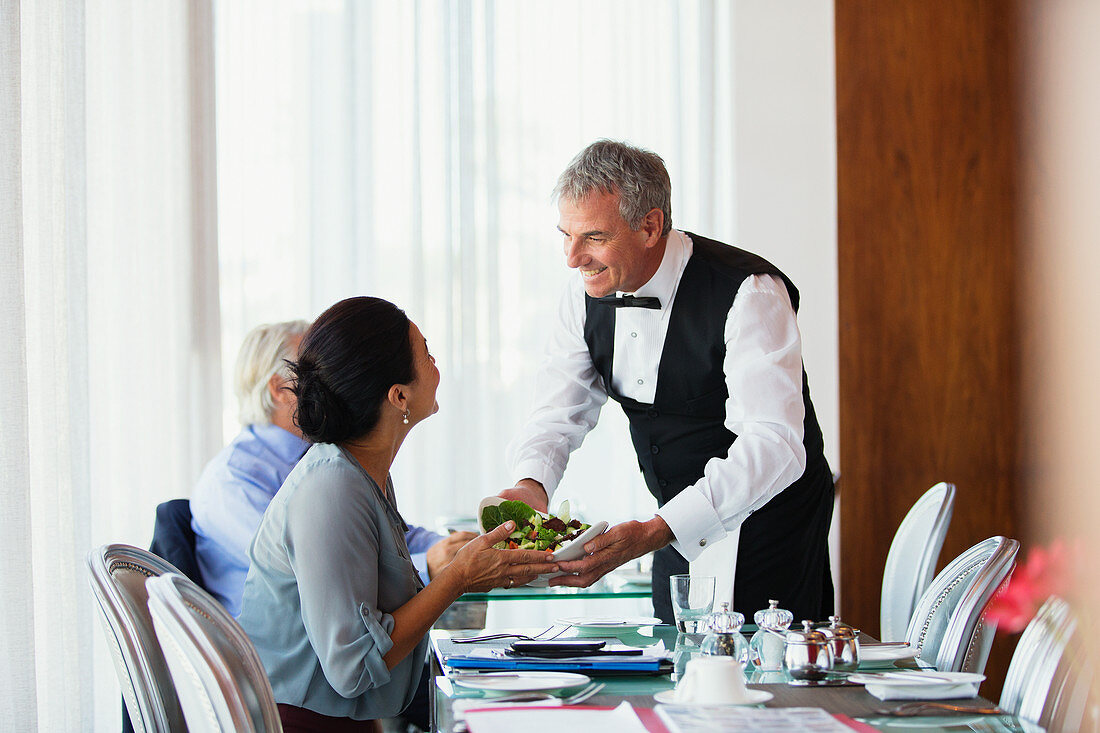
[476, 496, 608, 586]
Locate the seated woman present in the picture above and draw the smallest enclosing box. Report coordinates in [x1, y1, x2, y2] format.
[237, 296, 557, 732]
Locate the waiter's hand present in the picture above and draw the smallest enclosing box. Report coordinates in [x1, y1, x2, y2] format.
[548, 516, 674, 587]
[497, 478, 549, 513]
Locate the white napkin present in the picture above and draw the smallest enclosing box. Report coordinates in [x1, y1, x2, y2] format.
[865, 680, 981, 700]
[454, 697, 562, 718]
[859, 645, 918, 664]
[464, 701, 646, 733]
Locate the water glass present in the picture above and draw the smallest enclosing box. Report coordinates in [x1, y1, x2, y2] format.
[670, 574, 715, 633]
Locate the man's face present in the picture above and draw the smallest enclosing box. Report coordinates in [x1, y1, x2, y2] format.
[557, 191, 657, 298]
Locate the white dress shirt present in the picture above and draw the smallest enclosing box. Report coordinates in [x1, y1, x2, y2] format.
[507, 230, 808, 593]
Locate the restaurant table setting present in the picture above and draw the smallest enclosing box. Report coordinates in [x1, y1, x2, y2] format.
[443, 502, 1037, 731]
[431, 615, 1041, 733]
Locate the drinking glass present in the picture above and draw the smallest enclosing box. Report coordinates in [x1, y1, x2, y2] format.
[670, 574, 715, 632]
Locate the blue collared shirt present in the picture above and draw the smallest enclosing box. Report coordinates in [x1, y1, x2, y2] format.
[191, 423, 441, 615]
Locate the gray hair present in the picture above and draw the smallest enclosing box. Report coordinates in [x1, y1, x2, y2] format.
[234, 319, 311, 426]
[553, 139, 673, 236]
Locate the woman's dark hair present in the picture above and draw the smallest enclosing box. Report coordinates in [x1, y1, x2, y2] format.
[290, 296, 414, 444]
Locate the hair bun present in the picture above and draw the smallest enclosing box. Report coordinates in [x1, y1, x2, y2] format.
[291, 359, 352, 443]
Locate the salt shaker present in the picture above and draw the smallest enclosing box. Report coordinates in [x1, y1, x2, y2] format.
[749, 599, 793, 671]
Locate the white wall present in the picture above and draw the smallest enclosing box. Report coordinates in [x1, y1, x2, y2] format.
[734, 1, 839, 472]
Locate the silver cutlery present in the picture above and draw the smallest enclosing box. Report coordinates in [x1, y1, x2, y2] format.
[874, 701, 1005, 716]
[562, 682, 605, 705]
[452, 625, 566, 644]
[861, 641, 911, 648]
[480, 691, 555, 703]
[475, 682, 605, 706]
[832, 670, 958, 683]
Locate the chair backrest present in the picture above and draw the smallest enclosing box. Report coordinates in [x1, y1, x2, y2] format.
[86, 544, 188, 733]
[905, 535, 1020, 675]
[1001, 596, 1093, 731]
[146, 572, 282, 733]
[880, 482, 956, 641]
[149, 499, 205, 588]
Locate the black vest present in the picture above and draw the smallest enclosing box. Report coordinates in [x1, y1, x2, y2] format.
[583, 233, 834, 621]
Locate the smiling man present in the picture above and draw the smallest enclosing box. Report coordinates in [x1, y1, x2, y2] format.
[501, 139, 835, 623]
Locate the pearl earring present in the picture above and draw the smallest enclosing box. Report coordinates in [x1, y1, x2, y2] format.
[402, 410, 410, 425]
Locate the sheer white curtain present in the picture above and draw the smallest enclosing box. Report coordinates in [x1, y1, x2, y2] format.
[215, 0, 738, 531]
[1, 1, 221, 730]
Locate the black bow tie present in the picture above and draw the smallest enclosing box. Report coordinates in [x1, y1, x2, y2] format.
[595, 294, 662, 309]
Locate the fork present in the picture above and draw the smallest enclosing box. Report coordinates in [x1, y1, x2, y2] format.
[562, 682, 605, 705]
[452, 625, 566, 644]
[477, 682, 605, 705]
[874, 701, 1005, 716]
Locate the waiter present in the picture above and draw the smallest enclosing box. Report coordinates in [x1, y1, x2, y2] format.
[500, 139, 834, 623]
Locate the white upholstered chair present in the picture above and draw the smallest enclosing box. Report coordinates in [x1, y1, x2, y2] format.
[880, 482, 956, 641]
[146, 572, 283, 733]
[1001, 596, 1094, 732]
[86, 544, 188, 732]
[905, 535, 1019, 676]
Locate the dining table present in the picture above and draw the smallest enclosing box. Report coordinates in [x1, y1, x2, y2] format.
[427, 622, 1045, 733]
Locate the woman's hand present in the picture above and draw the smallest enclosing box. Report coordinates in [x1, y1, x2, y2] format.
[444, 522, 559, 593]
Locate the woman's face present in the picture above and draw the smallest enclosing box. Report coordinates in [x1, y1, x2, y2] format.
[406, 321, 440, 423]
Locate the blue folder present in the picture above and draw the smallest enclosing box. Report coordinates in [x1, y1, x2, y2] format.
[443, 653, 671, 674]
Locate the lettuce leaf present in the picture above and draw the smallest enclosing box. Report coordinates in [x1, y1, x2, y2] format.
[498, 500, 536, 525]
[481, 504, 503, 531]
[481, 500, 537, 531]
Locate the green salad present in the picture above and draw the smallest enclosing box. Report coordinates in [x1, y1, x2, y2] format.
[481, 499, 591, 552]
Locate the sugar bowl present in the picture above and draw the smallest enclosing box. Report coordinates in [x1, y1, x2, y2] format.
[783, 619, 834, 683]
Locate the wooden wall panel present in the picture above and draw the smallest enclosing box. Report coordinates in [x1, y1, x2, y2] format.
[835, 1, 1021, 694]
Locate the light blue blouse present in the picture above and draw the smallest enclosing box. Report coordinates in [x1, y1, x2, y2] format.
[237, 442, 428, 720]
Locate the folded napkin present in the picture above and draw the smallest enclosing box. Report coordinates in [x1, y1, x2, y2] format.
[865, 681, 980, 700]
[859, 645, 918, 665]
[858, 671, 984, 701]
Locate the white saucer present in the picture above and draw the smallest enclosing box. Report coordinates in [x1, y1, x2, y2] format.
[653, 688, 773, 706]
[452, 671, 591, 693]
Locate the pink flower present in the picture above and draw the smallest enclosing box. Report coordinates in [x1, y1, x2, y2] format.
[986, 539, 1079, 634]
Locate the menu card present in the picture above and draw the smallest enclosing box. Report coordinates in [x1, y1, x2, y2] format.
[656, 705, 859, 732]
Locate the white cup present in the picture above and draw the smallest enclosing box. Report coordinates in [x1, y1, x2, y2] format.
[674, 656, 749, 704]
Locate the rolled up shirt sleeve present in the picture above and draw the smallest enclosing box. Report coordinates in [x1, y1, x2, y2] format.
[285, 461, 395, 698]
[656, 274, 807, 561]
[507, 279, 608, 499]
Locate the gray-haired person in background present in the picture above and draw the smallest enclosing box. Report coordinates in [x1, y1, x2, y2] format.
[500, 139, 835, 624]
[191, 319, 476, 617]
